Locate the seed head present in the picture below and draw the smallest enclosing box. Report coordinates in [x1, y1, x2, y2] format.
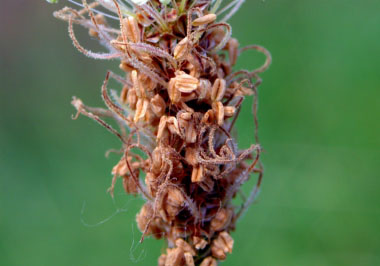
[55, 0, 271, 264]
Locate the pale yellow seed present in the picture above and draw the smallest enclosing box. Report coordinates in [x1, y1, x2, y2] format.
[175, 71, 199, 93]
[212, 101, 225, 126]
[127, 88, 137, 109]
[122, 17, 140, 43]
[200, 257, 217, 266]
[175, 238, 196, 256]
[165, 247, 184, 266]
[185, 122, 197, 143]
[197, 79, 212, 100]
[168, 78, 181, 103]
[157, 116, 168, 141]
[193, 236, 208, 250]
[167, 116, 180, 135]
[150, 94, 166, 116]
[224, 106, 236, 117]
[174, 37, 189, 60]
[131, 70, 145, 98]
[192, 14, 217, 26]
[184, 252, 195, 266]
[134, 98, 149, 122]
[211, 78, 226, 102]
[191, 165, 204, 183]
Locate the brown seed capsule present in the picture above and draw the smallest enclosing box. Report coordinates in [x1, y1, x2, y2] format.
[151, 94, 166, 117]
[151, 147, 163, 175]
[202, 109, 215, 124]
[134, 98, 149, 122]
[168, 78, 181, 104]
[211, 78, 226, 102]
[185, 146, 197, 166]
[211, 231, 234, 260]
[158, 254, 167, 266]
[165, 248, 184, 266]
[174, 37, 190, 60]
[167, 116, 180, 136]
[199, 176, 215, 192]
[174, 71, 199, 93]
[193, 236, 207, 250]
[192, 14, 217, 26]
[122, 175, 138, 195]
[197, 79, 212, 101]
[200, 257, 217, 266]
[145, 172, 157, 196]
[131, 70, 145, 98]
[185, 122, 197, 143]
[184, 252, 195, 266]
[139, 72, 157, 92]
[175, 238, 196, 256]
[136, 203, 153, 233]
[210, 208, 232, 231]
[191, 165, 204, 183]
[127, 88, 137, 109]
[164, 187, 185, 219]
[157, 116, 168, 141]
[212, 101, 225, 126]
[122, 17, 141, 43]
[111, 157, 129, 176]
[224, 106, 236, 117]
[119, 61, 134, 72]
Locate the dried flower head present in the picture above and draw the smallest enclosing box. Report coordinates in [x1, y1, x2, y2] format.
[52, 0, 271, 264]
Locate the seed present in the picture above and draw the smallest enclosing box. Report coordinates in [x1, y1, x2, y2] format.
[174, 71, 199, 93]
[202, 109, 215, 124]
[210, 208, 232, 231]
[191, 165, 204, 183]
[164, 187, 185, 218]
[127, 88, 137, 109]
[185, 147, 197, 166]
[151, 94, 166, 116]
[157, 116, 168, 140]
[134, 98, 149, 122]
[197, 79, 212, 101]
[185, 122, 197, 143]
[212, 101, 225, 126]
[211, 231, 234, 260]
[158, 254, 167, 266]
[165, 247, 184, 266]
[174, 37, 189, 60]
[168, 78, 181, 103]
[122, 175, 138, 194]
[184, 252, 194, 266]
[193, 236, 207, 250]
[136, 203, 153, 233]
[175, 238, 196, 256]
[200, 257, 217, 266]
[224, 106, 236, 117]
[192, 14, 217, 26]
[211, 78, 226, 102]
[122, 17, 141, 43]
[131, 70, 145, 98]
[167, 116, 180, 135]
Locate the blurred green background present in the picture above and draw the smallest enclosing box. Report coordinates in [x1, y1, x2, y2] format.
[1, 0, 379, 265]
